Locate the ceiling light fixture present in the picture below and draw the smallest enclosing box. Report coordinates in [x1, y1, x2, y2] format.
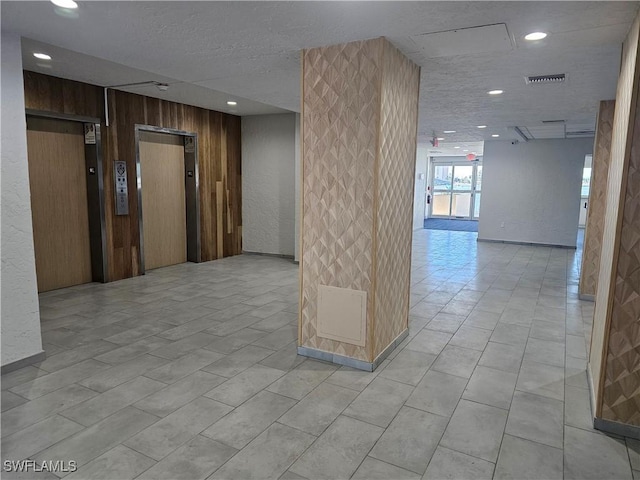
[463, 149, 469, 152]
[437, 137, 445, 141]
[525, 32, 547, 41]
[492, 134, 500, 137]
[33, 53, 52, 60]
[443, 130, 456, 133]
[488, 90, 503, 95]
[227, 101, 237, 106]
[454, 146, 460, 149]
[51, 0, 78, 8]
[477, 125, 487, 129]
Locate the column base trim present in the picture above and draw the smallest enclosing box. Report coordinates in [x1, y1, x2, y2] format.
[477, 238, 577, 249]
[589, 361, 640, 439]
[298, 329, 409, 372]
[242, 250, 295, 260]
[594, 418, 640, 440]
[1, 350, 46, 374]
[579, 293, 595, 302]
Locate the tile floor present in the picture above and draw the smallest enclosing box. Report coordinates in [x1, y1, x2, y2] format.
[2, 229, 638, 479]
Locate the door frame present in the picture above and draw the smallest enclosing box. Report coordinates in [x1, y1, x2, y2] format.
[25, 109, 109, 284]
[429, 160, 482, 221]
[134, 124, 200, 274]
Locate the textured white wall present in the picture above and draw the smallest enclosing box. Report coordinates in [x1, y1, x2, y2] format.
[413, 145, 428, 230]
[242, 113, 296, 256]
[479, 138, 593, 247]
[1, 33, 44, 367]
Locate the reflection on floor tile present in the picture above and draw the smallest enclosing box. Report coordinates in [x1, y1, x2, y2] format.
[2, 229, 633, 479]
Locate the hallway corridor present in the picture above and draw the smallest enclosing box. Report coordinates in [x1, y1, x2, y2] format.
[1, 230, 635, 479]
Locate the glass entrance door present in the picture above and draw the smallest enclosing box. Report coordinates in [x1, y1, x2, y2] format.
[451, 165, 473, 218]
[430, 162, 482, 220]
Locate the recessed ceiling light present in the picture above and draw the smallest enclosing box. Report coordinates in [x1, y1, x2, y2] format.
[443, 130, 456, 134]
[477, 125, 487, 129]
[227, 101, 237, 106]
[437, 137, 445, 141]
[463, 149, 469, 152]
[454, 146, 460, 149]
[33, 53, 52, 60]
[492, 134, 500, 137]
[525, 32, 547, 41]
[51, 0, 78, 8]
[488, 90, 503, 95]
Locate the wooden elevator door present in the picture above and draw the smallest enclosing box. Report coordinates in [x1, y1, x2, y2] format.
[26, 117, 92, 292]
[139, 131, 187, 270]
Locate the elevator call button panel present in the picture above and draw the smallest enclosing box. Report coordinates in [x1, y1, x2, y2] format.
[114, 161, 129, 216]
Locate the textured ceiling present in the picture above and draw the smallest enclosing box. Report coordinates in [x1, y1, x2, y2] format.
[3, 1, 638, 142]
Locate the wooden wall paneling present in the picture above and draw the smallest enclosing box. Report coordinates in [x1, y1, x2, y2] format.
[117, 90, 146, 278]
[198, 108, 212, 261]
[104, 90, 118, 280]
[208, 111, 223, 261]
[216, 182, 224, 259]
[220, 116, 229, 256]
[23, 71, 243, 282]
[227, 116, 241, 255]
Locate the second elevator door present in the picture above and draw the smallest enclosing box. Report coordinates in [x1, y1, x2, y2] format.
[140, 132, 187, 270]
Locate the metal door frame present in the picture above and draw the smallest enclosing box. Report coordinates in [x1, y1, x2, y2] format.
[25, 109, 108, 283]
[429, 160, 482, 220]
[134, 124, 200, 274]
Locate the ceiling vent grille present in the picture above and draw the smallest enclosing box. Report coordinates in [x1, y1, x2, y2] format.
[542, 119, 566, 124]
[566, 130, 595, 137]
[525, 74, 566, 85]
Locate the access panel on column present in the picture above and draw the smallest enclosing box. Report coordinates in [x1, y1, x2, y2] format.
[139, 131, 187, 270]
[26, 117, 92, 292]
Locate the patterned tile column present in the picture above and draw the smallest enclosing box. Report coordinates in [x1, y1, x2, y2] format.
[298, 37, 420, 370]
[579, 100, 615, 301]
[589, 13, 640, 436]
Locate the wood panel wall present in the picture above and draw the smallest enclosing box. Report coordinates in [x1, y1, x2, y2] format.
[23, 71, 242, 281]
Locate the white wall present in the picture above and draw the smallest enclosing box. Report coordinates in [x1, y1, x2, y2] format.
[413, 145, 428, 230]
[1, 34, 44, 367]
[242, 113, 297, 256]
[479, 138, 593, 247]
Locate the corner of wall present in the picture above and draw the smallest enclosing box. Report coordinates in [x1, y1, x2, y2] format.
[1, 33, 44, 367]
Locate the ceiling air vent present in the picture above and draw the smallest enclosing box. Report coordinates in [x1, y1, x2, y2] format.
[566, 130, 595, 137]
[525, 74, 566, 85]
[542, 119, 566, 124]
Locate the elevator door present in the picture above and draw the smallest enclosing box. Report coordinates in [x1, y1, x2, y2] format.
[27, 117, 92, 292]
[139, 131, 187, 270]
